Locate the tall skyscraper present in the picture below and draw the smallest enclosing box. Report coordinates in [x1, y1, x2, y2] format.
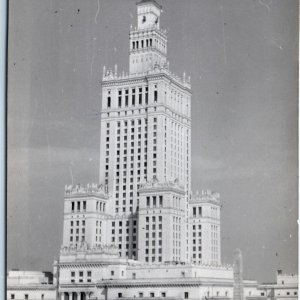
[60, 0, 220, 269]
[99, 0, 192, 263]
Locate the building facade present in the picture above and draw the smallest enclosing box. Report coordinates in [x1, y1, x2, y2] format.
[254, 271, 298, 300]
[9, 1, 297, 300]
[7, 271, 56, 300]
[61, 0, 221, 268]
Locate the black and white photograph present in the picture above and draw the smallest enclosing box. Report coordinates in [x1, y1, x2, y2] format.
[7, 0, 298, 299]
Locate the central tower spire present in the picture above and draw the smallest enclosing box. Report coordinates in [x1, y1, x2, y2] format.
[129, 0, 167, 74]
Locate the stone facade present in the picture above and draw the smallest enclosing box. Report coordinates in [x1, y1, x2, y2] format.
[7, 271, 56, 300]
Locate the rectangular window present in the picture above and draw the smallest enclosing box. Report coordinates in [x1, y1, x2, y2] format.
[159, 195, 163, 207]
[25, 295, 29, 300]
[193, 207, 196, 216]
[184, 292, 189, 299]
[11, 295, 15, 299]
[83, 201, 86, 211]
[107, 96, 111, 108]
[145, 87, 148, 104]
[153, 196, 156, 207]
[118, 93, 122, 107]
[132, 88, 136, 106]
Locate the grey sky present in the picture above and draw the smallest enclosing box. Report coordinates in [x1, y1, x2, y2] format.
[7, 0, 298, 282]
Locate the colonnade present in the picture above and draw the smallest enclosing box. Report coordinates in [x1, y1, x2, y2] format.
[60, 291, 88, 300]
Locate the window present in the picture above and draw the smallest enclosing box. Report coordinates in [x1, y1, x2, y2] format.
[132, 88, 136, 106]
[79, 271, 83, 277]
[184, 292, 189, 299]
[161, 292, 166, 297]
[145, 87, 148, 104]
[193, 207, 196, 216]
[154, 90, 158, 102]
[139, 292, 143, 298]
[10, 295, 15, 299]
[118, 293, 122, 298]
[150, 292, 155, 298]
[87, 271, 92, 277]
[107, 96, 111, 108]
[111, 270, 114, 276]
[159, 195, 163, 207]
[71, 271, 75, 277]
[41, 295, 44, 300]
[25, 295, 29, 300]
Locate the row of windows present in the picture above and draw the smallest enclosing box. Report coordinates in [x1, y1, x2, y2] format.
[146, 216, 162, 223]
[131, 36, 166, 53]
[145, 256, 162, 262]
[117, 291, 169, 299]
[112, 228, 137, 235]
[96, 201, 106, 212]
[117, 87, 149, 108]
[146, 195, 163, 208]
[145, 240, 162, 246]
[70, 220, 85, 227]
[112, 219, 137, 227]
[145, 231, 162, 238]
[71, 201, 86, 212]
[145, 248, 162, 254]
[131, 38, 153, 50]
[10, 294, 44, 300]
[107, 88, 158, 109]
[192, 224, 202, 230]
[145, 224, 162, 230]
[192, 206, 202, 217]
[70, 228, 85, 235]
[70, 236, 85, 242]
[70, 270, 92, 283]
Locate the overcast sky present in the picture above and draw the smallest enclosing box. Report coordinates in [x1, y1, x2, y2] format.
[7, 0, 298, 282]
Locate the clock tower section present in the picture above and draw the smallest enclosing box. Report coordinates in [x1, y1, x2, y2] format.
[129, 0, 167, 74]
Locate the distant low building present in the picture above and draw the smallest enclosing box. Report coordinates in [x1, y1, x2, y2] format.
[249, 270, 298, 300]
[7, 270, 56, 300]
